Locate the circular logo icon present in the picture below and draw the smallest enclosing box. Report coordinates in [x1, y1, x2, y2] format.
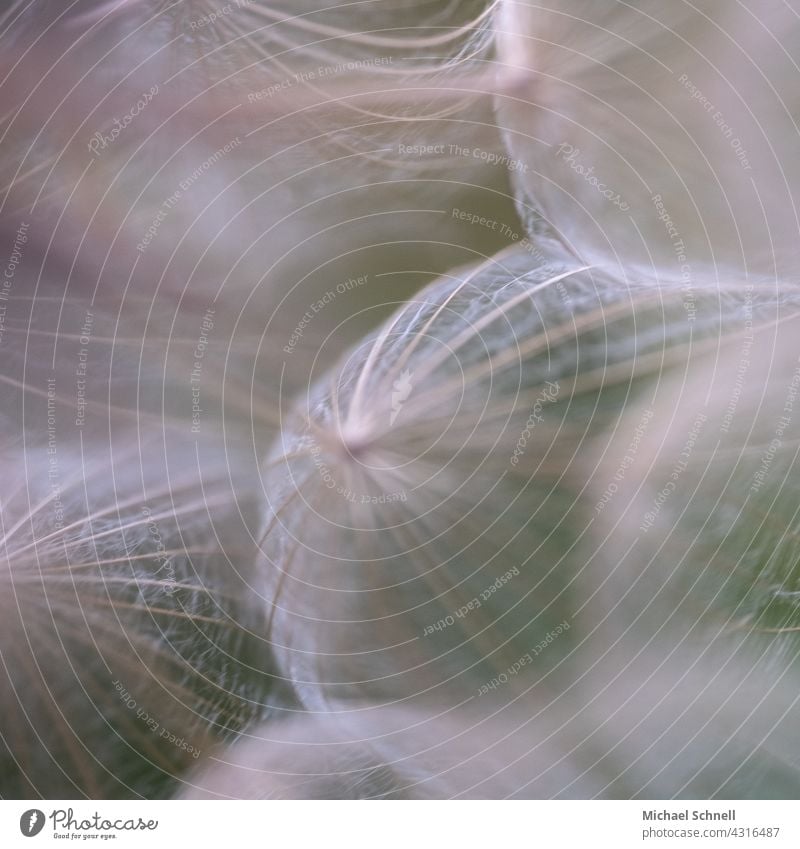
[19, 810, 46, 837]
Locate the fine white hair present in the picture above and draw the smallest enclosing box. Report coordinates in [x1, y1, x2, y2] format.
[2, 0, 800, 799]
